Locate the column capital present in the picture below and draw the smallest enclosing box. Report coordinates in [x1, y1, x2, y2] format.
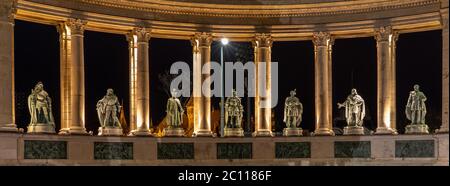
[252, 33, 273, 48]
[66, 18, 87, 35]
[131, 27, 151, 43]
[0, 0, 17, 23]
[441, 8, 449, 31]
[312, 31, 334, 46]
[193, 32, 213, 47]
[374, 26, 398, 42]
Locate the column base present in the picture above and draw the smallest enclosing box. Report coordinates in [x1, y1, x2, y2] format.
[283, 127, 303, 136]
[0, 124, 18, 132]
[164, 127, 185, 137]
[130, 129, 153, 136]
[374, 127, 398, 135]
[224, 128, 244, 137]
[27, 124, 55, 134]
[252, 129, 273, 137]
[68, 126, 88, 135]
[58, 128, 70, 135]
[343, 126, 364, 136]
[193, 130, 213, 137]
[313, 128, 335, 136]
[405, 124, 429, 134]
[98, 127, 123, 136]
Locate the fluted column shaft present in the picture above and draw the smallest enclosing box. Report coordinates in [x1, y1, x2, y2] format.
[252, 34, 273, 137]
[57, 22, 72, 134]
[0, 0, 17, 132]
[313, 32, 334, 136]
[66, 19, 87, 134]
[129, 28, 152, 136]
[439, 8, 449, 133]
[375, 26, 398, 135]
[191, 32, 213, 137]
[126, 33, 138, 133]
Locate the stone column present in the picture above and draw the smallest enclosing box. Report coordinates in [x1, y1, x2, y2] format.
[126, 33, 138, 134]
[0, 0, 17, 132]
[129, 28, 152, 136]
[312, 32, 335, 136]
[56, 22, 72, 134]
[65, 18, 88, 134]
[374, 26, 398, 135]
[191, 32, 213, 137]
[438, 8, 449, 133]
[252, 33, 273, 137]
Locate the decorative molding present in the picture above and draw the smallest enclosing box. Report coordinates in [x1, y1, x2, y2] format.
[441, 8, 449, 30]
[71, 0, 440, 18]
[66, 18, 87, 35]
[312, 31, 334, 46]
[375, 26, 399, 42]
[0, 0, 17, 22]
[252, 33, 273, 48]
[192, 32, 212, 47]
[131, 27, 151, 43]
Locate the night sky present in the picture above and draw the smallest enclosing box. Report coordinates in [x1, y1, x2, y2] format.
[13, 20, 442, 134]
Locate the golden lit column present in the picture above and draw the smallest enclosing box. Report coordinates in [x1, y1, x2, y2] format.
[312, 32, 335, 136]
[56, 23, 72, 134]
[374, 26, 398, 135]
[66, 18, 87, 134]
[0, 0, 17, 132]
[438, 8, 449, 133]
[126, 33, 138, 134]
[129, 28, 152, 136]
[191, 32, 213, 137]
[252, 33, 273, 137]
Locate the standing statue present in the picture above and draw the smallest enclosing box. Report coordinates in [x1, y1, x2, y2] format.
[27, 82, 55, 133]
[405, 84, 429, 134]
[96, 88, 123, 136]
[223, 89, 244, 137]
[163, 89, 185, 136]
[283, 89, 303, 136]
[337, 88, 365, 135]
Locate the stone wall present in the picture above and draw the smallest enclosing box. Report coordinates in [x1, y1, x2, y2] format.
[0, 133, 448, 165]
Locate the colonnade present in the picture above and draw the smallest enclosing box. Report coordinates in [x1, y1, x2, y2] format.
[0, 0, 448, 135]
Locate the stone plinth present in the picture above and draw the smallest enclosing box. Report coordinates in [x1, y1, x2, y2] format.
[223, 128, 244, 137]
[343, 126, 364, 135]
[405, 124, 429, 134]
[98, 127, 123, 136]
[283, 128, 303, 136]
[163, 128, 185, 137]
[27, 124, 55, 134]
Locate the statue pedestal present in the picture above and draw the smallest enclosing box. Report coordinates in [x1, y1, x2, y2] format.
[343, 126, 364, 135]
[405, 124, 429, 134]
[283, 128, 303, 136]
[224, 128, 244, 137]
[27, 124, 55, 134]
[98, 127, 123, 136]
[164, 127, 185, 137]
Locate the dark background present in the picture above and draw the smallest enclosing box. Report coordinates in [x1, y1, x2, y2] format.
[14, 20, 442, 134]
